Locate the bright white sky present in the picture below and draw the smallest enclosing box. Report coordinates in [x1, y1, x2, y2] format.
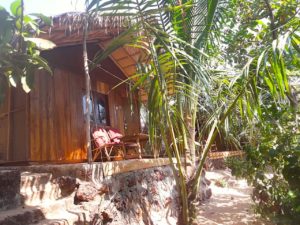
[1, 0, 85, 16]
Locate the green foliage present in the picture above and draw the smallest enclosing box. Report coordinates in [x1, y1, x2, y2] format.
[87, 0, 299, 223]
[220, 1, 300, 223]
[0, 0, 54, 103]
[226, 103, 300, 224]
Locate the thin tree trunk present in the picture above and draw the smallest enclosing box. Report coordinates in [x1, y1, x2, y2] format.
[185, 112, 196, 166]
[263, 0, 277, 40]
[83, 14, 92, 164]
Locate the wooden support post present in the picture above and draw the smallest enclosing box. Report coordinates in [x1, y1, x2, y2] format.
[83, 13, 92, 164]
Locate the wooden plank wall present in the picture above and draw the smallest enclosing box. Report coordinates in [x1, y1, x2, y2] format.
[0, 86, 27, 162]
[0, 89, 9, 162]
[29, 67, 140, 162]
[29, 68, 86, 162]
[107, 85, 140, 135]
[122, 92, 141, 135]
[11, 87, 27, 161]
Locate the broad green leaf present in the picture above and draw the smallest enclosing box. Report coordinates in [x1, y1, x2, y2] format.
[23, 15, 34, 24]
[26, 68, 35, 90]
[279, 56, 290, 94]
[32, 55, 52, 74]
[10, 0, 22, 17]
[264, 75, 275, 96]
[291, 36, 300, 53]
[256, 18, 270, 27]
[8, 74, 17, 87]
[21, 76, 30, 93]
[25, 38, 56, 50]
[256, 50, 266, 76]
[15, 18, 22, 29]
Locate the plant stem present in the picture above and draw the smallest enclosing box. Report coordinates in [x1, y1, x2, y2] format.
[190, 76, 253, 200]
[19, 0, 24, 53]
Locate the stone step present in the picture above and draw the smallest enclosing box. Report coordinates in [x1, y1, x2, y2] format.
[0, 206, 45, 225]
[30, 209, 88, 225]
[31, 219, 71, 225]
[0, 196, 88, 225]
[31, 202, 89, 225]
[20, 172, 61, 206]
[0, 170, 21, 211]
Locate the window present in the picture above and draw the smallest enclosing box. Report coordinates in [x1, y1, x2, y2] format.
[82, 91, 110, 126]
[95, 97, 107, 124]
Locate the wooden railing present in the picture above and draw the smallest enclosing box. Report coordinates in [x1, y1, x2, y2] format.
[208, 150, 244, 160]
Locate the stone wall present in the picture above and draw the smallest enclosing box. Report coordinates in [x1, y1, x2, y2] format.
[0, 159, 212, 225]
[75, 166, 180, 225]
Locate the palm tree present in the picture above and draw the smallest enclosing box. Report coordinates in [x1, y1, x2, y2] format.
[85, 0, 299, 223]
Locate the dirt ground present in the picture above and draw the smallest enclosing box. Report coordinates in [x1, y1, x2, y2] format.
[196, 169, 272, 225]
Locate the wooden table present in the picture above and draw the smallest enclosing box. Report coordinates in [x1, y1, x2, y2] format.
[120, 133, 149, 159]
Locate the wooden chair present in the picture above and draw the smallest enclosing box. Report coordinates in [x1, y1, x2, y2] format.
[92, 128, 125, 161]
[106, 128, 139, 159]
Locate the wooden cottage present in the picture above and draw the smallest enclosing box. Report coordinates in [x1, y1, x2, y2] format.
[0, 13, 143, 164]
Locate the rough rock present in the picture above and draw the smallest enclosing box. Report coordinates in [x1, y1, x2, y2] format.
[55, 176, 77, 197]
[75, 183, 98, 202]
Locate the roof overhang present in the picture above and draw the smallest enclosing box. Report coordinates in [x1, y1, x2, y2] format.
[39, 12, 143, 78]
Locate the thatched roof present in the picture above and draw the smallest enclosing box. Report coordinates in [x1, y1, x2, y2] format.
[39, 12, 142, 78]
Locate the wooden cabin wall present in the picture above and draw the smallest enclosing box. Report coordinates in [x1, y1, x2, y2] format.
[107, 86, 140, 135]
[11, 87, 28, 161]
[0, 86, 28, 162]
[29, 67, 140, 162]
[29, 69, 86, 162]
[107, 86, 126, 134]
[122, 92, 141, 135]
[1, 44, 141, 163]
[0, 89, 9, 162]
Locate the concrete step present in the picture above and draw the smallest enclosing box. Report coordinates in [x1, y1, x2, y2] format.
[20, 172, 61, 206]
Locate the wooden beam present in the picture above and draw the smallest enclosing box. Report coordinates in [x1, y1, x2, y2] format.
[97, 43, 132, 78]
[113, 51, 141, 61]
[121, 64, 137, 70]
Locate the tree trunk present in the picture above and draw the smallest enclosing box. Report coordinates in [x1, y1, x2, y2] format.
[185, 113, 196, 166]
[83, 14, 92, 163]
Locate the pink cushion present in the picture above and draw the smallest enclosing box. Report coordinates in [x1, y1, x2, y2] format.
[112, 138, 121, 143]
[107, 128, 123, 142]
[92, 128, 111, 147]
